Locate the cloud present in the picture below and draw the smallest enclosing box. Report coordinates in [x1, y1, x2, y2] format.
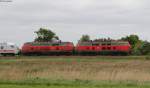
[0, 0, 149, 47]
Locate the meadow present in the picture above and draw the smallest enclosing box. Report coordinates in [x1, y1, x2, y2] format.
[0, 56, 150, 88]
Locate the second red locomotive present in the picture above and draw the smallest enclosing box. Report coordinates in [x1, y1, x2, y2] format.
[76, 40, 131, 55]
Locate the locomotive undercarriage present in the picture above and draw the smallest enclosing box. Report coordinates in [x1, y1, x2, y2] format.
[76, 51, 129, 56]
[21, 51, 128, 56]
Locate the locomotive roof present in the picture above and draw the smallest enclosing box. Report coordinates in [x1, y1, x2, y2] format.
[26, 41, 72, 44]
[79, 40, 129, 43]
[78, 40, 129, 45]
[25, 42, 73, 46]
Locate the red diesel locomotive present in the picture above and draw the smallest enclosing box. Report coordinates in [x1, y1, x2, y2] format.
[75, 40, 131, 55]
[21, 41, 74, 55]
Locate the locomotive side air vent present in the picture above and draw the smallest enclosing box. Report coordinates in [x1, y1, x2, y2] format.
[56, 47, 59, 50]
[102, 47, 106, 50]
[107, 47, 111, 50]
[86, 47, 90, 50]
[113, 47, 116, 50]
[92, 47, 95, 50]
[31, 47, 34, 50]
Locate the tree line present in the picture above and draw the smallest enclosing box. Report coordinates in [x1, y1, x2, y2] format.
[34, 28, 150, 55]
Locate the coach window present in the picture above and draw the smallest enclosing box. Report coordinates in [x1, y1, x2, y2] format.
[0, 46, 4, 49]
[10, 45, 14, 48]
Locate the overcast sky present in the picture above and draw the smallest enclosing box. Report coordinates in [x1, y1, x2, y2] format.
[0, 0, 150, 46]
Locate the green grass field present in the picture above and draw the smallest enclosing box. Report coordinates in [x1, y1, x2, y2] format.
[0, 80, 150, 88]
[0, 56, 150, 88]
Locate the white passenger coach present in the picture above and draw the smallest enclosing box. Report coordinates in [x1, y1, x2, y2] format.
[0, 42, 19, 56]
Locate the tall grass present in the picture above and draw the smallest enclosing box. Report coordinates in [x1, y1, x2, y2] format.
[0, 56, 149, 82]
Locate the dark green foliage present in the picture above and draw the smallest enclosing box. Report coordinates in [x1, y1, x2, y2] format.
[80, 35, 90, 42]
[121, 35, 139, 49]
[121, 35, 141, 55]
[139, 41, 150, 55]
[54, 36, 59, 40]
[34, 28, 59, 42]
[120, 35, 150, 55]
